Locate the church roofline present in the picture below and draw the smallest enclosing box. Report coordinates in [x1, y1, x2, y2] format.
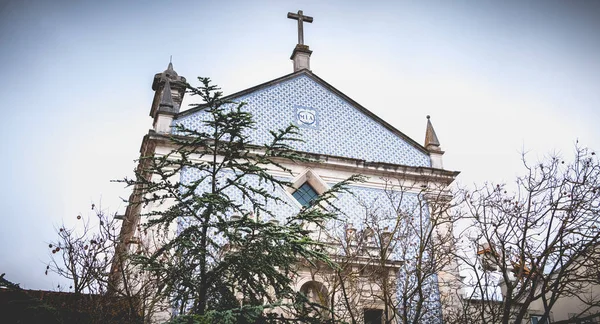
[176, 69, 430, 155]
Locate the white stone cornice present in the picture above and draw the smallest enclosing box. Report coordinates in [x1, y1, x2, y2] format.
[144, 133, 459, 193]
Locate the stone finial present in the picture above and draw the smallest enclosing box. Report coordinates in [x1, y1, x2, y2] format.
[424, 115, 441, 150]
[150, 61, 187, 118]
[346, 224, 356, 239]
[158, 79, 174, 111]
[424, 115, 445, 169]
[150, 60, 187, 133]
[165, 61, 177, 77]
[152, 61, 186, 93]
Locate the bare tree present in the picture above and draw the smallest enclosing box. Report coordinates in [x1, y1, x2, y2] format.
[47, 204, 116, 295]
[46, 204, 164, 323]
[306, 177, 460, 324]
[453, 144, 600, 324]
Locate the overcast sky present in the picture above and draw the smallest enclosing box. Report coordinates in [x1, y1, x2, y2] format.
[1, 0, 599, 290]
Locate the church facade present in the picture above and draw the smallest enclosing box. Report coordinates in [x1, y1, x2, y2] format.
[116, 11, 461, 323]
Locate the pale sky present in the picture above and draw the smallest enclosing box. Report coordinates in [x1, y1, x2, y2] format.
[1, 0, 599, 290]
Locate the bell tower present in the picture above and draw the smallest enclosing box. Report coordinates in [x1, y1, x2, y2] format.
[149, 61, 187, 133]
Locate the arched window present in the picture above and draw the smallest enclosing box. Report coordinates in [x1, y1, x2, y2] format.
[299, 280, 329, 317]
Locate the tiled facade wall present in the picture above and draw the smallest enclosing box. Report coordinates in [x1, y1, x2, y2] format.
[174, 75, 431, 167]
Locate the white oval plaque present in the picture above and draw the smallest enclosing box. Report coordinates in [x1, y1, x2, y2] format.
[297, 110, 316, 125]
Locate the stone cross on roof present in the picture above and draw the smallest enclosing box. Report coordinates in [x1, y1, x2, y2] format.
[287, 10, 313, 45]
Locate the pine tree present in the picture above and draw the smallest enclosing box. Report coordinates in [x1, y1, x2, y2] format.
[122, 77, 360, 323]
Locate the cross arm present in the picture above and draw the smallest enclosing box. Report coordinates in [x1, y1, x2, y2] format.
[287, 12, 313, 23]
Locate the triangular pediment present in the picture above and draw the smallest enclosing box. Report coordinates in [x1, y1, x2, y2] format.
[175, 70, 431, 167]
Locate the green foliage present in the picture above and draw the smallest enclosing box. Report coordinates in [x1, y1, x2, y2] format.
[123, 77, 360, 322]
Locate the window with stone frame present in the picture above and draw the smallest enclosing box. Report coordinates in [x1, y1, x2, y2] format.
[292, 182, 319, 207]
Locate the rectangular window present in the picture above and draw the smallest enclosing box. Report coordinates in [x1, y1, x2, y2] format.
[531, 315, 548, 324]
[364, 309, 383, 324]
[292, 182, 319, 207]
